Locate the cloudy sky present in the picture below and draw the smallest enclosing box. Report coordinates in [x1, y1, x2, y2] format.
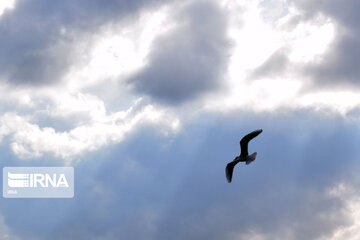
[1, 0, 360, 239]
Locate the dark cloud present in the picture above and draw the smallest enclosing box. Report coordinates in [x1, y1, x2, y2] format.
[288, 0, 360, 88]
[0, 0, 174, 86]
[127, 1, 230, 105]
[306, 32, 360, 88]
[1, 111, 360, 239]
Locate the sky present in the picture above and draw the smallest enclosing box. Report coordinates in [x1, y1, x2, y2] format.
[0, 0, 360, 239]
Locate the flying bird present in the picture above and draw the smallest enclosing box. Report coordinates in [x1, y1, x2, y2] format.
[226, 129, 263, 183]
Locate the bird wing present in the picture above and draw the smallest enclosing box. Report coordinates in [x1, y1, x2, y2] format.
[226, 161, 237, 183]
[240, 129, 262, 156]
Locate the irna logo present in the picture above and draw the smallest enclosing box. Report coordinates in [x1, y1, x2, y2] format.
[7, 172, 69, 188]
[3, 167, 74, 198]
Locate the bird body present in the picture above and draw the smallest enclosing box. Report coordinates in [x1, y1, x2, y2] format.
[226, 129, 262, 183]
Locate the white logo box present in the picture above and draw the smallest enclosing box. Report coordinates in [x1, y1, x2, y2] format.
[3, 167, 74, 198]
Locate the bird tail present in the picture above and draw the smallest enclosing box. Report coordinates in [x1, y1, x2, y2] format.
[246, 152, 257, 165]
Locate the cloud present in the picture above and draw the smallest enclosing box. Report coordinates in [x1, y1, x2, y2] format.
[0, 0, 15, 17]
[286, 0, 360, 88]
[234, 0, 360, 92]
[127, 1, 230, 105]
[199, 1, 360, 115]
[0, 0, 174, 85]
[318, 183, 360, 240]
[0, 100, 179, 161]
[250, 48, 290, 80]
[307, 33, 360, 88]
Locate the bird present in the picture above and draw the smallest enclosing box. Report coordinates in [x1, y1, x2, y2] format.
[226, 129, 263, 183]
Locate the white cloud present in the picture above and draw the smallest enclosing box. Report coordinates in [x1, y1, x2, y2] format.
[298, 91, 360, 116]
[0, 83, 36, 108]
[204, 78, 302, 113]
[321, 183, 360, 240]
[46, 91, 107, 122]
[201, 0, 360, 116]
[227, 0, 282, 79]
[0, 0, 15, 17]
[286, 17, 335, 63]
[0, 100, 179, 162]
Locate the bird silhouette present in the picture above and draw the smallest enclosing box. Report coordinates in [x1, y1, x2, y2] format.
[226, 129, 263, 183]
